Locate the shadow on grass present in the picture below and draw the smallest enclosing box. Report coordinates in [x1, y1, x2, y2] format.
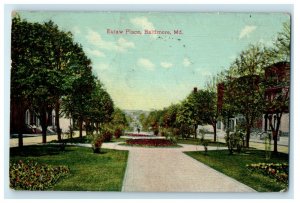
[50, 137, 90, 144]
[10, 145, 74, 157]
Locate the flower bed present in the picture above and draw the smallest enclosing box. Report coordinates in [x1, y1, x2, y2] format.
[10, 160, 69, 190]
[125, 139, 177, 147]
[246, 163, 288, 184]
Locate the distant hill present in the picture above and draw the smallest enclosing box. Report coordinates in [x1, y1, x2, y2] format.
[123, 109, 150, 118]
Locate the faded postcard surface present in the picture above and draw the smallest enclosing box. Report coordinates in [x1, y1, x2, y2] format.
[10, 12, 290, 192]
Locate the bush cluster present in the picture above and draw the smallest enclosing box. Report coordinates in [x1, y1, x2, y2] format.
[224, 130, 244, 154]
[89, 124, 114, 153]
[114, 127, 123, 139]
[10, 160, 69, 190]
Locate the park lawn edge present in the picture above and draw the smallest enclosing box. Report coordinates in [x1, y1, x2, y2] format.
[184, 149, 289, 192]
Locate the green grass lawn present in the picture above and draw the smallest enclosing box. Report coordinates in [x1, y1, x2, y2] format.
[10, 145, 128, 191]
[177, 138, 227, 147]
[185, 149, 289, 192]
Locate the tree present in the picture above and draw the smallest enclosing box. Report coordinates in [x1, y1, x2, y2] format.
[61, 55, 96, 138]
[221, 44, 270, 148]
[194, 90, 218, 142]
[139, 113, 146, 130]
[272, 21, 291, 63]
[110, 108, 129, 138]
[225, 75, 264, 147]
[86, 79, 114, 134]
[161, 104, 179, 129]
[262, 22, 290, 154]
[43, 21, 78, 141]
[11, 16, 30, 147]
[176, 90, 202, 139]
[11, 16, 58, 143]
[263, 62, 290, 154]
[143, 110, 163, 135]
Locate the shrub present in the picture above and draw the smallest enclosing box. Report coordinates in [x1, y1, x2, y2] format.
[10, 160, 69, 190]
[199, 129, 208, 154]
[160, 128, 178, 144]
[160, 128, 168, 137]
[88, 133, 104, 153]
[88, 124, 113, 153]
[102, 130, 113, 142]
[100, 125, 113, 142]
[114, 127, 123, 139]
[224, 129, 244, 154]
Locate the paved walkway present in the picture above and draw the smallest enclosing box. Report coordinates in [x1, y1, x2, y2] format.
[85, 142, 255, 192]
[122, 147, 255, 192]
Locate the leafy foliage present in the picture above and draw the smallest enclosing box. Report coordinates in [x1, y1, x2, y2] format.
[10, 160, 69, 190]
[224, 130, 245, 154]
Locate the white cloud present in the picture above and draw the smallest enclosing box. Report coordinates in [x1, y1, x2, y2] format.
[116, 37, 135, 51]
[160, 62, 173, 69]
[86, 29, 135, 52]
[239, 25, 257, 39]
[130, 17, 155, 31]
[85, 48, 106, 57]
[183, 58, 192, 67]
[137, 58, 155, 71]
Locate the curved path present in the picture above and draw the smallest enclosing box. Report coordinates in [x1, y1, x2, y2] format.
[101, 142, 256, 192]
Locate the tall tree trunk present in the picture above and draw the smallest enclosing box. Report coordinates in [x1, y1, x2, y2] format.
[245, 127, 251, 148]
[40, 109, 48, 143]
[55, 100, 61, 141]
[17, 101, 25, 147]
[69, 117, 73, 138]
[194, 124, 197, 139]
[272, 130, 278, 154]
[212, 122, 217, 142]
[273, 113, 282, 154]
[18, 133, 23, 147]
[96, 122, 99, 134]
[79, 118, 83, 138]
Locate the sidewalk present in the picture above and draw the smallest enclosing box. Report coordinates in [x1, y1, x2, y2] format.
[121, 145, 255, 192]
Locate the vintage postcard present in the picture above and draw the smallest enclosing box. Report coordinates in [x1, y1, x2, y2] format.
[9, 11, 290, 193]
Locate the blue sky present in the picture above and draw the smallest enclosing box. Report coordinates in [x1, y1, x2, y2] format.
[18, 12, 289, 111]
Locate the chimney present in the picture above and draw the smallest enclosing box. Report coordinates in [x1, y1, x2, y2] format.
[193, 87, 198, 93]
